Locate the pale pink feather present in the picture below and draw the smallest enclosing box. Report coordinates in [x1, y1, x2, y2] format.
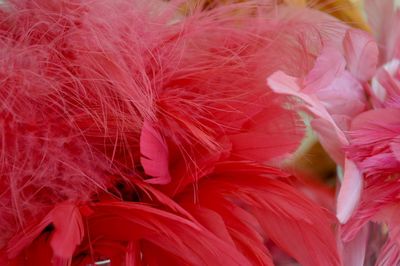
[370, 59, 400, 108]
[268, 32, 379, 224]
[341, 224, 369, 266]
[336, 158, 363, 224]
[365, 0, 400, 63]
[343, 29, 379, 82]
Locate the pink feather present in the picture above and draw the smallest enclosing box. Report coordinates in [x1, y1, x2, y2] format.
[341, 225, 369, 266]
[336, 158, 363, 224]
[347, 108, 400, 177]
[343, 29, 379, 82]
[370, 60, 400, 108]
[365, 0, 400, 63]
[267, 30, 381, 225]
[140, 121, 171, 185]
[376, 239, 400, 266]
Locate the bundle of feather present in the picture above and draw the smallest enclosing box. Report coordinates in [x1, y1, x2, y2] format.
[268, 0, 400, 264]
[0, 0, 351, 265]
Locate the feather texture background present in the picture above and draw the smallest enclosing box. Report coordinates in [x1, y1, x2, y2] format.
[1, 0, 398, 265]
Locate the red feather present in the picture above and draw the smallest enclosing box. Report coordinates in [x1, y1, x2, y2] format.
[79, 202, 252, 266]
[176, 162, 340, 266]
[7, 203, 83, 264]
